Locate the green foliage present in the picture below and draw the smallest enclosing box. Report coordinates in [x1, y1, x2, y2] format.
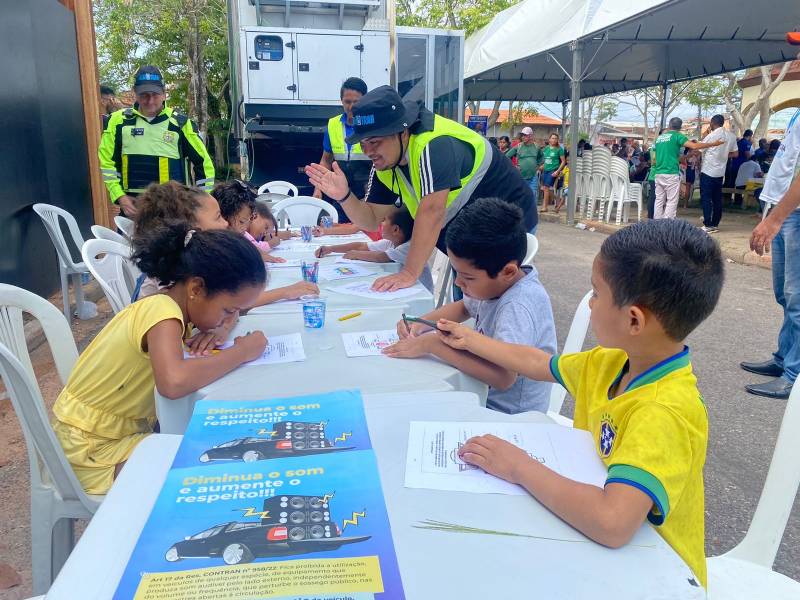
[94, 0, 230, 165]
[398, 0, 519, 34]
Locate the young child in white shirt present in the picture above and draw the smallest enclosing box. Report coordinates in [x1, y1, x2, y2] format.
[315, 207, 433, 291]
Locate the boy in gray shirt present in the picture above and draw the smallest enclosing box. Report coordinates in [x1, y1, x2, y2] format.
[383, 198, 557, 413]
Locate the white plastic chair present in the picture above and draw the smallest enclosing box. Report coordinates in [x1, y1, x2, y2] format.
[257, 180, 299, 197]
[114, 215, 135, 239]
[0, 343, 102, 594]
[81, 239, 140, 313]
[524, 233, 539, 265]
[707, 378, 800, 598]
[579, 150, 593, 218]
[547, 290, 593, 426]
[31, 204, 94, 322]
[272, 195, 339, 227]
[0, 284, 78, 386]
[0, 285, 100, 594]
[586, 147, 612, 221]
[605, 156, 643, 225]
[91, 224, 129, 246]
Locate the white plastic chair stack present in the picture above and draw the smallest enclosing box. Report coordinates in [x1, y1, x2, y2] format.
[31, 204, 95, 322]
[547, 290, 593, 426]
[0, 284, 100, 595]
[272, 196, 339, 227]
[580, 150, 594, 219]
[586, 147, 612, 221]
[81, 239, 140, 313]
[606, 156, 643, 225]
[90, 224, 129, 246]
[257, 180, 299, 197]
[707, 378, 800, 598]
[114, 215, 135, 239]
[573, 156, 584, 215]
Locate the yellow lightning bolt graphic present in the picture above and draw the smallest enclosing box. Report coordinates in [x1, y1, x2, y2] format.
[334, 432, 352, 443]
[321, 492, 335, 504]
[238, 507, 270, 519]
[256, 429, 279, 437]
[341, 510, 366, 531]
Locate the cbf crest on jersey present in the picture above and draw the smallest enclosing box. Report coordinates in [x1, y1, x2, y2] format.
[598, 413, 617, 457]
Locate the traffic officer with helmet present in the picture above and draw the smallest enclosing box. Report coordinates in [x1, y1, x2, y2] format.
[306, 85, 536, 291]
[98, 65, 215, 217]
[312, 77, 371, 231]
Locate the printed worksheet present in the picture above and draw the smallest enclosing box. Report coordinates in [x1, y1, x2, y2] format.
[341, 330, 399, 357]
[312, 233, 370, 244]
[271, 242, 317, 253]
[185, 333, 306, 365]
[405, 421, 607, 495]
[319, 263, 377, 281]
[329, 280, 427, 300]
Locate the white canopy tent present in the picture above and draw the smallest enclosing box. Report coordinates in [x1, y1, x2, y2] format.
[464, 0, 800, 222]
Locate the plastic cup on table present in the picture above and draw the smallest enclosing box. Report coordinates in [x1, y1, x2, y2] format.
[301, 261, 319, 283]
[301, 295, 326, 329]
[320, 216, 333, 229]
[300, 225, 314, 242]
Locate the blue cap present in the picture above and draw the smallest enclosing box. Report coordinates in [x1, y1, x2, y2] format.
[133, 65, 165, 94]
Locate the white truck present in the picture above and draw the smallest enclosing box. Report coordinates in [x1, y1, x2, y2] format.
[226, 0, 464, 189]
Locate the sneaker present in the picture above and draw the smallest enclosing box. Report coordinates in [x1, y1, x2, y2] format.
[700, 226, 712, 233]
[707, 227, 719, 234]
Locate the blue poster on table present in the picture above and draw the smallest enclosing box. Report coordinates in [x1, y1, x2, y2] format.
[171, 389, 373, 469]
[114, 390, 405, 600]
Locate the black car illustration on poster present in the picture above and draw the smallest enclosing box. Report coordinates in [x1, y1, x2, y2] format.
[198, 421, 352, 463]
[164, 495, 370, 565]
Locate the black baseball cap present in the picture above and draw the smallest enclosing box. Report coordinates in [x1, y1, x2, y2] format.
[346, 85, 421, 145]
[133, 65, 165, 94]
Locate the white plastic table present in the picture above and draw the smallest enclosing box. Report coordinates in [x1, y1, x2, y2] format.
[46, 392, 704, 599]
[256, 238, 434, 316]
[156, 309, 487, 433]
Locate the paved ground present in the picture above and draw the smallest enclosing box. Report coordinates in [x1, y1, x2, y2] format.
[534, 220, 799, 581]
[0, 218, 798, 597]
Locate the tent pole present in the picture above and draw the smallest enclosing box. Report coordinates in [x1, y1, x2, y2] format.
[567, 41, 582, 226]
[659, 82, 669, 130]
[561, 99, 568, 141]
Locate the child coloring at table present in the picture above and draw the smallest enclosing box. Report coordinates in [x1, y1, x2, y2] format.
[52, 222, 268, 495]
[437, 218, 723, 588]
[134, 182, 318, 320]
[383, 198, 556, 413]
[314, 207, 433, 291]
[212, 180, 285, 263]
[249, 201, 281, 249]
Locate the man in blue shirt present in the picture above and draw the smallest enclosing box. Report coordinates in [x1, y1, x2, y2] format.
[312, 77, 370, 226]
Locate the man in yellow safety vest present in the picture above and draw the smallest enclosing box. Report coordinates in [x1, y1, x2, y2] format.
[306, 85, 536, 291]
[98, 65, 215, 217]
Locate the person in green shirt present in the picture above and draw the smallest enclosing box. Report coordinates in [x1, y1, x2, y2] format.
[505, 126, 542, 200]
[538, 133, 566, 213]
[653, 117, 722, 219]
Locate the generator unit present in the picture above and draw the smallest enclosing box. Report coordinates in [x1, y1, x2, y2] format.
[227, 0, 464, 189]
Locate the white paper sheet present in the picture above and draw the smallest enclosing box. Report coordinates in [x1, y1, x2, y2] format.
[341, 330, 399, 357]
[184, 333, 306, 365]
[319, 263, 377, 281]
[329, 280, 427, 300]
[271, 242, 317, 253]
[266, 258, 302, 269]
[405, 421, 607, 495]
[312, 233, 370, 244]
[335, 257, 377, 265]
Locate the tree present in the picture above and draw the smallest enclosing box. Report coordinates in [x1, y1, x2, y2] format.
[721, 62, 793, 139]
[579, 96, 618, 141]
[684, 77, 726, 138]
[93, 0, 230, 170]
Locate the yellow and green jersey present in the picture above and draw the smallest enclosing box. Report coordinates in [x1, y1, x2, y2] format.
[550, 346, 708, 587]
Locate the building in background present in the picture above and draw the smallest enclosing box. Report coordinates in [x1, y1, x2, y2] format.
[464, 108, 561, 143]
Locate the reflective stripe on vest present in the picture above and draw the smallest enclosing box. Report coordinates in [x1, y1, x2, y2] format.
[374, 115, 492, 222]
[327, 115, 370, 162]
[120, 113, 184, 192]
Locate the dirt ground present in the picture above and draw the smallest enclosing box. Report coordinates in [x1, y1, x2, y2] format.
[0, 287, 115, 599]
